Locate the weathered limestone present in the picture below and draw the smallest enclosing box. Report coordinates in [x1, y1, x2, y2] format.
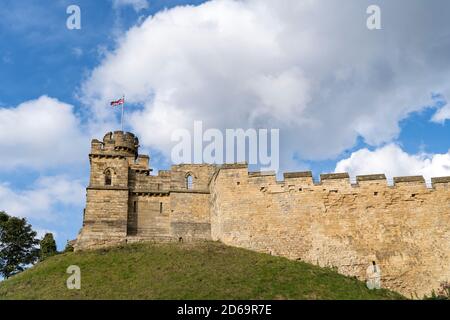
[75, 131, 215, 250]
[75, 131, 450, 298]
[210, 167, 450, 298]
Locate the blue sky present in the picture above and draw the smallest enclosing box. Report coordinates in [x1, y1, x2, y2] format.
[0, 0, 209, 249]
[0, 0, 450, 250]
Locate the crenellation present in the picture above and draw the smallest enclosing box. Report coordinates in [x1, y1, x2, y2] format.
[284, 171, 313, 179]
[357, 174, 386, 182]
[75, 131, 450, 299]
[393, 176, 425, 184]
[220, 163, 248, 170]
[431, 176, 450, 190]
[248, 171, 262, 177]
[247, 173, 277, 186]
[431, 176, 450, 184]
[248, 170, 276, 177]
[320, 172, 350, 181]
[319, 173, 351, 189]
[283, 171, 315, 187]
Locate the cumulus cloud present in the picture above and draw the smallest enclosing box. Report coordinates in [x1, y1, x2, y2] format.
[112, 0, 149, 12]
[81, 0, 450, 169]
[432, 104, 450, 123]
[335, 144, 450, 184]
[0, 175, 85, 221]
[0, 95, 88, 170]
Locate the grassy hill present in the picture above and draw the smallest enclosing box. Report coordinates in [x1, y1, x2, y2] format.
[0, 241, 404, 300]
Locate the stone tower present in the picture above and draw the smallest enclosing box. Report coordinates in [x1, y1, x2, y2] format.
[75, 130, 215, 250]
[76, 131, 140, 248]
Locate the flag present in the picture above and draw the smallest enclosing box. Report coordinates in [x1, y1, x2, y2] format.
[110, 97, 124, 107]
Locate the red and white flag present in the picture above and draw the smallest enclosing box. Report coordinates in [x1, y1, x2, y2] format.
[110, 97, 124, 107]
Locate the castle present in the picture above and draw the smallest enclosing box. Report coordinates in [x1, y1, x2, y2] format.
[75, 130, 450, 298]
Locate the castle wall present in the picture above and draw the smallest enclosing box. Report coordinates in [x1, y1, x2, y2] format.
[127, 194, 171, 238]
[75, 131, 450, 298]
[210, 166, 450, 298]
[168, 164, 216, 240]
[170, 164, 217, 190]
[170, 192, 211, 241]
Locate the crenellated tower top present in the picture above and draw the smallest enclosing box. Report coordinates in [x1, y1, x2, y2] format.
[90, 131, 139, 158]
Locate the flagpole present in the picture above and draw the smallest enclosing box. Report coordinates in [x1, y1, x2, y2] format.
[121, 95, 125, 132]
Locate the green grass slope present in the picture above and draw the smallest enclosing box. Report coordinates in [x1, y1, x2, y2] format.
[0, 241, 404, 300]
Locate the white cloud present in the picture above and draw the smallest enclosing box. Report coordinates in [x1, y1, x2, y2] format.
[112, 0, 149, 12]
[0, 95, 88, 170]
[81, 0, 450, 169]
[0, 175, 85, 221]
[432, 105, 450, 123]
[335, 144, 450, 184]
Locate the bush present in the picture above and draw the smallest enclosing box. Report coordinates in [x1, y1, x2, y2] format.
[424, 282, 449, 300]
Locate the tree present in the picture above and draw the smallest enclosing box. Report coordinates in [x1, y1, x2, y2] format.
[40, 233, 57, 260]
[0, 211, 40, 278]
[63, 240, 74, 253]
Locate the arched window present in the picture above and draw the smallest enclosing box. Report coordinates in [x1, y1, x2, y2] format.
[105, 169, 112, 186]
[186, 174, 193, 190]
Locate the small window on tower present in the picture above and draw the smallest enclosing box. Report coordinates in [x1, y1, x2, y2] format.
[133, 201, 137, 213]
[186, 174, 194, 190]
[105, 170, 112, 186]
[160, 202, 163, 214]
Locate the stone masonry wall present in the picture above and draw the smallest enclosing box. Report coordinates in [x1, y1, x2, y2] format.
[170, 192, 212, 241]
[210, 166, 450, 298]
[75, 131, 450, 298]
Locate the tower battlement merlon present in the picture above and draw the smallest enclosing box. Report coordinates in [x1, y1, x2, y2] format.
[90, 131, 140, 158]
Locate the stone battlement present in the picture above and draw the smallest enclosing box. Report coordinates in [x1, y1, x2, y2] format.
[75, 132, 450, 299]
[236, 166, 449, 189]
[91, 131, 139, 156]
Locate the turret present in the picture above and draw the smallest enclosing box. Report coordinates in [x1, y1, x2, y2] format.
[90, 131, 139, 158]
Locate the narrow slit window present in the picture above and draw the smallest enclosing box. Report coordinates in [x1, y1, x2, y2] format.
[159, 202, 163, 214]
[186, 175, 193, 190]
[133, 201, 137, 213]
[105, 170, 112, 186]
